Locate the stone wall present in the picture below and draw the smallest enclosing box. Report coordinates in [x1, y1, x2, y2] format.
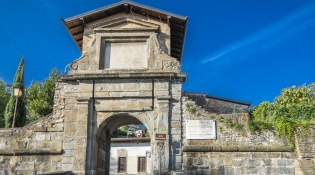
[295, 127, 315, 174]
[183, 152, 295, 175]
[183, 92, 250, 114]
[0, 114, 64, 174]
[181, 96, 313, 175]
[181, 96, 315, 175]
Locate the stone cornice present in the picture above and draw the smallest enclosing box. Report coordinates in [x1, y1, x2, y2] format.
[61, 72, 187, 81]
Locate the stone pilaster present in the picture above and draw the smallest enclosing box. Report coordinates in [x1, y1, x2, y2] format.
[169, 82, 183, 170]
[154, 80, 170, 174]
[73, 97, 90, 174]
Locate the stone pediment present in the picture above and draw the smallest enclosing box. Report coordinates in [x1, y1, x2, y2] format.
[92, 17, 160, 33]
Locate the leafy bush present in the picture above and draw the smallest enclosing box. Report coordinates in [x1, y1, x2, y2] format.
[27, 68, 59, 122]
[250, 83, 315, 147]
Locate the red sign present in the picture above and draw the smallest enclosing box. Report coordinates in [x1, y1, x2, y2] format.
[155, 134, 166, 140]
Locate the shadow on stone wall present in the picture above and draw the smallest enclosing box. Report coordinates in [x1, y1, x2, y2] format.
[38, 171, 74, 175]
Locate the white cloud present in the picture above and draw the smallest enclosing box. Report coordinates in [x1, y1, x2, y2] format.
[201, 1, 315, 65]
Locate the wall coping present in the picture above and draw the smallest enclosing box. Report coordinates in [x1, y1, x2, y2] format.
[0, 148, 63, 155]
[182, 145, 294, 152]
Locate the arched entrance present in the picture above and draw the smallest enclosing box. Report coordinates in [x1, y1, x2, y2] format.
[95, 114, 151, 175]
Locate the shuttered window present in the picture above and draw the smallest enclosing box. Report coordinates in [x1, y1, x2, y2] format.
[118, 157, 127, 172]
[138, 157, 146, 172]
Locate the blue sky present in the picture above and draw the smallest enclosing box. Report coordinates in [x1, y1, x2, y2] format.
[0, 0, 314, 106]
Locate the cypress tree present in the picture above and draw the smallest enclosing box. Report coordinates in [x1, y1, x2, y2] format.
[0, 79, 10, 127]
[4, 57, 26, 128]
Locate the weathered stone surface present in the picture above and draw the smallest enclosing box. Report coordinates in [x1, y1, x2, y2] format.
[1, 3, 315, 175]
[180, 97, 315, 175]
[183, 92, 250, 114]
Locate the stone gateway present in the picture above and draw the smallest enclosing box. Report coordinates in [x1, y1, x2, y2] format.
[0, 1, 314, 175]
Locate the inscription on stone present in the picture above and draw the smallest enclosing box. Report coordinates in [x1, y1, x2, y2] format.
[186, 120, 216, 139]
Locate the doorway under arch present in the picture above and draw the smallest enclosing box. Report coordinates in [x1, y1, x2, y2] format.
[95, 114, 151, 175]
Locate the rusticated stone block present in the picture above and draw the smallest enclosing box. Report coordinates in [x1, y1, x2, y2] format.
[37, 140, 62, 149]
[62, 163, 74, 170]
[35, 133, 47, 141]
[122, 83, 139, 91]
[62, 157, 74, 164]
[170, 128, 180, 135]
[155, 82, 169, 90]
[171, 113, 181, 121]
[269, 167, 284, 174]
[267, 152, 281, 158]
[64, 122, 77, 136]
[75, 137, 87, 147]
[270, 146, 293, 152]
[139, 99, 152, 109]
[252, 152, 266, 159]
[241, 166, 259, 174]
[15, 170, 35, 174]
[232, 159, 244, 167]
[65, 98, 76, 104]
[221, 146, 238, 152]
[171, 121, 181, 128]
[0, 149, 14, 155]
[33, 125, 47, 132]
[155, 90, 169, 96]
[283, 167, 295, 174]
[138, 90, 152, 97]
[76, 123, 88, 137]
[64, 110, 78, 122]
[47, 125, 64, 132]
[244, 159, 263, 167]
[63, 149, 74, 157]
[63, 142, 75, 150]
[50, 133, 63, 140]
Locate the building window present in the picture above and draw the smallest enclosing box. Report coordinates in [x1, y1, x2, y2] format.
[138, 157, 146, 172]
[118, 157, 127, 172]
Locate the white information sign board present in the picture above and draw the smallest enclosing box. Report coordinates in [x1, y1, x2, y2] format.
[186, 120, 216, 139]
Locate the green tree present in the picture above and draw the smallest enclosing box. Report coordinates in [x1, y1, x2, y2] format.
[27, 68, 60, 122]
[0, 79, 10, 127]
[112, 125, 129, 138]
[250, 83, 315, 147]
[4, 58, 26, 128]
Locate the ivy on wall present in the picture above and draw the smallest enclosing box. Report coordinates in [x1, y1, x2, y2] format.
[250, 83, 315, 147]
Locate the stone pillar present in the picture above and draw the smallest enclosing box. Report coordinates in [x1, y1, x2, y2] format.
[73, 97, 90, 174]
[169, 82, 183, 170]
[154, 80, 170, 174]
[295, 127, 315, 174]
[62, 97, 78, 171]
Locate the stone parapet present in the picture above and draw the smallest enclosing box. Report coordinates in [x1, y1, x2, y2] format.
[183, 146, 293, 152]
[0, 148, 62, 155]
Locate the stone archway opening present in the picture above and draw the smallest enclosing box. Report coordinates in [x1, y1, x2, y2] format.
[96, 114, 151, 175]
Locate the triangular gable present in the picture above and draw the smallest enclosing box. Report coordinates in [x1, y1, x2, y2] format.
[92, 17, 160, 33]
[61, 1, 188, 62]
